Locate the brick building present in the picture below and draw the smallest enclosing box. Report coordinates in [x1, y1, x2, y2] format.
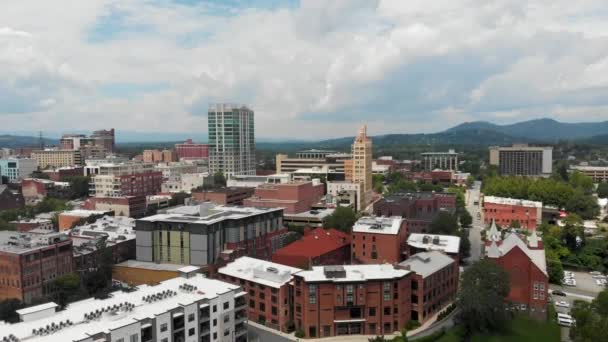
[351, 216, 407, 264]
[57, 209, 111, 231]
[218, 257, 302, 332]
[373, 192, 457, 234]
[89, 162, 162, 198]
[191, 187, 255, 205]
[398, 251, 459, 323]
[175, 139, 209, 160]
[483, 196, 543, 230]
[21, 178, 71, 203]
[486, 231, 548, 318]
[272, 228, 351, 269]
[0, 184, 24, 211]
[42, 166, 84, 181]
[293, 264, 412, 338]
[9, 219, 54, 233]
[243, 180, 325, 214]
[82, 195, 146, 218]
[0, 231, 73, 303]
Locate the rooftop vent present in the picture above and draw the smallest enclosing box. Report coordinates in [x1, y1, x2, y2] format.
[323, 266, 346, 279]
[266, 267, 279, 274]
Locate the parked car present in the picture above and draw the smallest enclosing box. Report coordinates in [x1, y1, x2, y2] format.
[558, 316, 575, 327]
[596, 279, 607, 286]
[564, 279, 577, 287]
[590, 271, 602, 276]
[552, 290, 567, 296]
[555, 300, 570, 308]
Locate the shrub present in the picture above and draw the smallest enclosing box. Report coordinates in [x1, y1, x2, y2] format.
[295, 329, 305, 338]
[405, 320, 420, 330]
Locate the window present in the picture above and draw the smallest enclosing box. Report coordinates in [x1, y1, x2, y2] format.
[224, 329, 230, 336]
[323, 325, 331, 336]
[272, 306, 278, 316]
[249, 289, 255, 296]
[188, 313, 195, 322]
[213, 305, 217, 313]
[309, 326, 317, 337]
[249, 299, 255, 308]
[188, 328, 195, 336]
[160, 323, 168, 332]
[394, 306, 398, 314]
[130, 334, 138, 342]
[384, 323, 391, 333]
[213, 332, 217, 340]
[368, 323, 376, 333]
[224, 315, 230, 323]
[259, 303, 266, 312]
[213, 318, 217, 327]
[260, 292, 265, 300]
[223, 302, 229, 310]
[309, 284, 317, 304]
[540, 282, 546, 300]
[368, 307, 376, 316]
[384, 307, 391, 315]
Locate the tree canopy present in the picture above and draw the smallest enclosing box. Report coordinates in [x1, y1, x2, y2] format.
[457, 259, 511, 336]
[598, 182, 608, 199]
[570, 289, 608, 342]
[324, 207, 358, 233]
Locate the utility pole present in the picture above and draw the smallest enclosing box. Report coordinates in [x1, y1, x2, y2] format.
[38, 131, 44, 150]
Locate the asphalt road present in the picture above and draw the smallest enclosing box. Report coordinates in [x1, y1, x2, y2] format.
[465, 181, 484, 264]
[247, 323, 292, 342]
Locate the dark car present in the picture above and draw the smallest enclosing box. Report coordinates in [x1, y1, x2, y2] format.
[552, 290, 567, 297]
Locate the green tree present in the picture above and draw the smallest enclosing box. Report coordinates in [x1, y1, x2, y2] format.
[459, 209, 473, 228]
[459, 230, 471, 260]
[52, 273, 81, 308]
[547, 258, 564, 284]
[457, 259, 511, 337]
[67, 176, 91, 199]
[509, 220, 521, 229]
[598, 182, 608, 199]
[400, 328, 408, 342]
[324, 207, 358, 233]
[213, 171, 227, 187]
[569, 171, 595, 194]
[570, 290, 608, 342]
[428, 212, 459, 235]
[0, 299, 25, 323]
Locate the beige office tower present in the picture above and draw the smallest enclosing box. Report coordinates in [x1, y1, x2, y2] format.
[352, 125, 373, 210]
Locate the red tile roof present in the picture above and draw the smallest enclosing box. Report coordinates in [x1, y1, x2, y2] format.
[273, 228, 350, 258]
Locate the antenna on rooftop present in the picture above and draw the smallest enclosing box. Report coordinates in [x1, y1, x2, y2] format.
[38, 131, 44, 150]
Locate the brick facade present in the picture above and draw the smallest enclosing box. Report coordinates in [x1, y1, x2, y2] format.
[243, 181, 325, 214]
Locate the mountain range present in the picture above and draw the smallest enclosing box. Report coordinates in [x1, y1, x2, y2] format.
[1, 118, 608, 149]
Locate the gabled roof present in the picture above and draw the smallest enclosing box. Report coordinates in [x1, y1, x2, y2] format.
[273, 228, 350, 258]
[487, 233, 547, 276]
[487, 219, 501, 242]
[399, 251, 455, 278]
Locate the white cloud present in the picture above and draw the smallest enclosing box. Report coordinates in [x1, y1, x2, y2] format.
[1, 0, 608, 139]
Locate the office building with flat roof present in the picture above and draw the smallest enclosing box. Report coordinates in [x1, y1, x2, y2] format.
[351, 216, 407, 264]
[176, 139, 210, 161]
[489, 144, 553, 176]
[135, 203, 284, 267]
[421, 149, 459, 171]
[483, 196, 543, 230]
[570, 165, 608, 183]
[0, 273, 247, 342]
[31, 150, 82, 168]
[0, 158, 37, 182]
[208, 104, 256, 177]
[0, 231, 73, 303]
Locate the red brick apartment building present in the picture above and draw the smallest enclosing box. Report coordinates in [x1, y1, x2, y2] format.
[272, 228, 351, 269]
[217, 256, 302, 332]
[175, 139, 209, 160]
[42, 166, 84, 181]
[293, 264, 412, 338]
[398, 251, 459, 323]
[83, 195, 147, 218]
[351, 216, 407, 264]
[373, 192, 457, 234]
[191, 187, 255, 205]
[243, 180, 325, 214]
[486, 231, 548, 319]
[0, 232, 73, 303]
[483, 196, 543, 230]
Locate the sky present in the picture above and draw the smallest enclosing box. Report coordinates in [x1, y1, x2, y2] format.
[2, 0, 608, 140]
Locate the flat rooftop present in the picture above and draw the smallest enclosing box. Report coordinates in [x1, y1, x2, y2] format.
[140, 204, 282, 225]
[407, 233, 461, 254]
[352, 216, 403, 235]
[218, 256, 302, 288]
[284, 208, 335, 220]
[114, 260, 189, 272]
[399, 251, 455, 278]
[0, 231, 70, 254]
[296, 264, 410, 283]
[60, 209, 109, 217]
[0, 275, 240, 342]
[483, 195, 542, 208]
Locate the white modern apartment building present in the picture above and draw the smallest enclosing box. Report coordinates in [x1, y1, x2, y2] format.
[0, 158, 37, 182]
[208, 104, 256, 177]
[161, 173, 211, 193]
[0, 273, 248, 342]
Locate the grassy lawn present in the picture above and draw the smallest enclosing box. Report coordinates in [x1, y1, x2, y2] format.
[434, 312, 561, 342]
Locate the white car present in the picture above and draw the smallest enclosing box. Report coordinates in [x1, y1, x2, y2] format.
[564, 279, 577, 287]
[592, 275, 606, 280]
[590, 271, 602, 276]
[596, 279, 607, 286]
[558, 316, 575, 327]
[555, 300, 570, 308]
